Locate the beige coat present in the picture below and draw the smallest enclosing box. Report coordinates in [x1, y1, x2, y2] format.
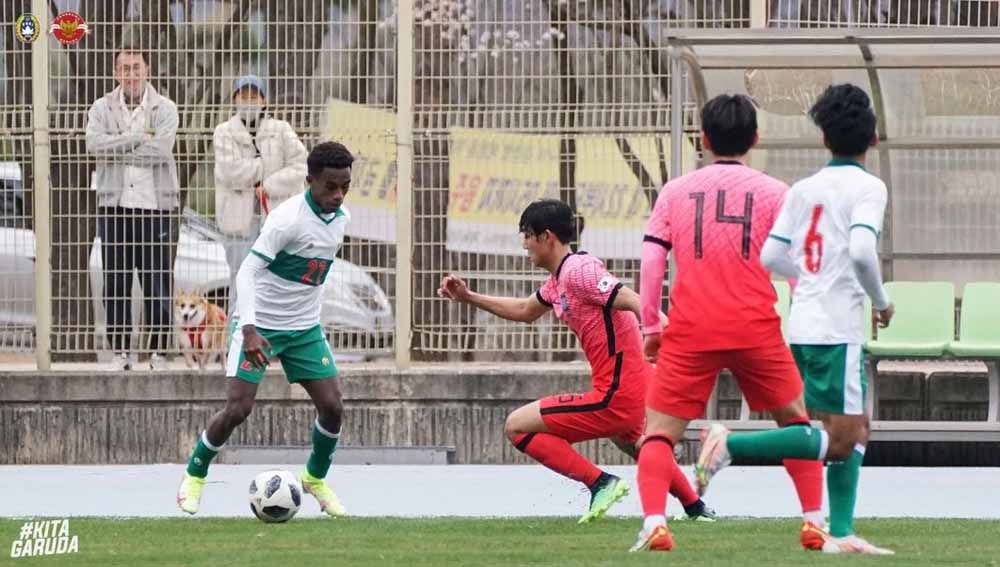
[213, 114, 307, 236]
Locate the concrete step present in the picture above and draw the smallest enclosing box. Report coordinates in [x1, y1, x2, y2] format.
[216, 445, 456, 466]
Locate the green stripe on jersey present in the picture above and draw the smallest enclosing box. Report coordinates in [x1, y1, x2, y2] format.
[850, 223, 880, 238]
[267, 251, 334, 286]
[250, 249, 274, 263]
[304, 190, 347, 224]
[827, 158, 866, 171]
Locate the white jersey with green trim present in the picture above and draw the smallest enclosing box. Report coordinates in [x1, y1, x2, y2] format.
[241, 190, 350, 330]
[769, 160, 888, 345]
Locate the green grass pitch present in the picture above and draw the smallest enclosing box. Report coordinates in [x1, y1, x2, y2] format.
[3, 517, 998, 566]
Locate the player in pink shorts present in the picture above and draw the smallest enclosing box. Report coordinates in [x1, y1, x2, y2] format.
[438, 199, 714, 524]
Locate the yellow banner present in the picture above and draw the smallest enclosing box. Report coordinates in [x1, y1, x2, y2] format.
[320, 101, 699, 254]
[447, 128, 696, 258]
[447, 128, 560, 253]
[323, 99, 397, 242]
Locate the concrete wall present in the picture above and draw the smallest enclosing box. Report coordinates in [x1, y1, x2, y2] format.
[0, 364, 635, 465]
[0, 364, 993, 465]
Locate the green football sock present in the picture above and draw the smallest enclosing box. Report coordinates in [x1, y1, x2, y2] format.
[186, 431, 222, 478]
[726, 426, 826, 461]
[828, 444, 865, 537]
[306, 420, 340, 479]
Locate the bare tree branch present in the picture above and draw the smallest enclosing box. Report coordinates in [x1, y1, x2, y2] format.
[614, 137, 659, 209]
[350, 0, 379, 105]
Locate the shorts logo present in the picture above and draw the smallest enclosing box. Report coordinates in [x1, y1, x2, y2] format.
[240, 360, 252, 371]
[597, 276, 615, 293]
[321, 356, 330, 366]
[559, 293, 569, 313]
[14, 14, 41, 44]
[50, 11, 89, 45]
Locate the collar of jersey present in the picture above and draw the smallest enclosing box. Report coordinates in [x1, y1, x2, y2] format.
[555, 250, 587, 279]
[304, 189, 346, 224]
[826, 158, 866, 171]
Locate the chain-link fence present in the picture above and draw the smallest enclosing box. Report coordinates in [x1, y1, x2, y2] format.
[0, 2, 34, 354]
[769, 0, 1000, 27]
[3, 0, 397, 367]
[2, 1, 998, 368]
[409, 1, 712, 360]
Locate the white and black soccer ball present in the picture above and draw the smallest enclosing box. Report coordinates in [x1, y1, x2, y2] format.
[249, 470, 302, 523]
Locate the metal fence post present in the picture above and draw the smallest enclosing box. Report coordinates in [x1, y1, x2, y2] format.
[668, 44, 683, 295]
[669, 45, 684, 181]
[32, 0, 52, 371]
[750, 0, 768, 28]
[394, 0, 414, 368]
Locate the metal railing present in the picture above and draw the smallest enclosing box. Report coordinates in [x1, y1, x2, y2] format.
[2, 1, 998, 369]
[768, 0, 1000, 27]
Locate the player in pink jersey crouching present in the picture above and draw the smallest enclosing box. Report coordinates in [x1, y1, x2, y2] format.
[630, 95, 827, 552]
[439, 199, 714, 525]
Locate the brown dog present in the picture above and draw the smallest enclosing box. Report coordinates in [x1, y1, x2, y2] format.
[174, 291, 228, 370]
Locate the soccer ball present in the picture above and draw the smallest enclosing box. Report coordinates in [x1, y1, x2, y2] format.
[249, 470, 302, 523]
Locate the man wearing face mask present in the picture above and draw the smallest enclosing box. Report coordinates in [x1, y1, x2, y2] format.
[213, 75, 307, 313]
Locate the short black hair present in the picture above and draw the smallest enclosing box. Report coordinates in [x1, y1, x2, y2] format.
[308, 141, 354, 177]
[519, 199, 579, 244]
[809, 84, 877, 158]
[115, 49, 148, 66]
[700, 94, 757, 157]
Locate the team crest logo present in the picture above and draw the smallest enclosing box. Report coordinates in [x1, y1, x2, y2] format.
[559, 293, 569, 313]
[14, 13, 40, 44]
[321, 356, 330, 367]
[50, 11, 89, 45]
[597, 275, 615, 293]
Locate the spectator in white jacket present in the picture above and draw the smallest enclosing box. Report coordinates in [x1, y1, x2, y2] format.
[213, 75, 307, 312]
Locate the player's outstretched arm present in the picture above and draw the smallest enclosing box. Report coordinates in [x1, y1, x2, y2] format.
[437, 274, 550, 323]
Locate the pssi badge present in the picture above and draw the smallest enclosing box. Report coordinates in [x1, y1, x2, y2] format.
[50, 11, 89, 45]
[14, 13, 41, 44]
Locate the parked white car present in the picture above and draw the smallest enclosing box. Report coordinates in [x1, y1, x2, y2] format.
[0, 163, 34, 333]
[0, 208, 394, 354]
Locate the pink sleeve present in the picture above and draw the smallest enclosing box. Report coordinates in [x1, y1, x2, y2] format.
[566, 260, 621, 307]
[640, 241, 668, 334]
[640, 189, 671, 334]
[644, 186, 672, 246]
[536, 278, 557, 307]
